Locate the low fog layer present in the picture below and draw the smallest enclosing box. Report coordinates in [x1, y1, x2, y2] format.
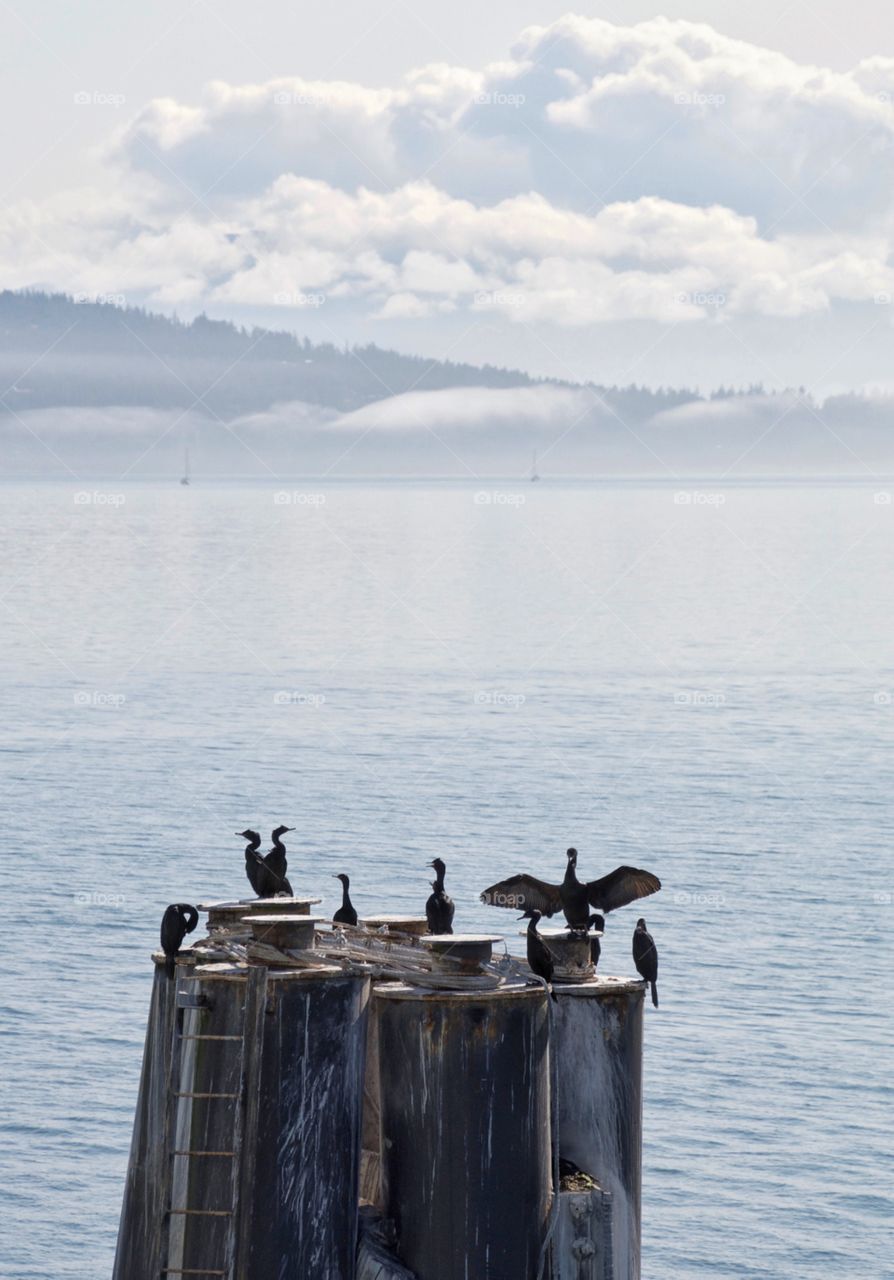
[7, 391, 894, 480]
[2, 292, 893, 478]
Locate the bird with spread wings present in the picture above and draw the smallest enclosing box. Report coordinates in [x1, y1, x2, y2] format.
[480, 847, 660, 930]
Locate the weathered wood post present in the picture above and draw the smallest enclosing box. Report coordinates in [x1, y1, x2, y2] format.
[375, 937, 552, 1280]
[553, 976, 645, 1280]
[237, 963, 370, 1277]
[358, 915, 450, 1211]
[113, 919, 370, 1280]
[112, 953, 190, 1280]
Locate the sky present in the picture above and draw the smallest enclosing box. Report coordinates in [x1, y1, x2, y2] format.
[3, 0, 894, 391]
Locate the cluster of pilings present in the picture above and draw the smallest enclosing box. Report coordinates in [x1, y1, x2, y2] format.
[113, 900, 646, 1280]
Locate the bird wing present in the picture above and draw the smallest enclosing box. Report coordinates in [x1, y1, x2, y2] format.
[633, 930, 658, 968]
[480, 874, 563, 916]
[254, 852, 291, 893]
[160, 905, 180, 951]
[587, 866, 661, 912]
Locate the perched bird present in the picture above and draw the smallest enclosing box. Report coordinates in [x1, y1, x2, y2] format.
[520, 909, 557, 1002]
[332, 873, 358, 926]
[160, 903, 199, 979]
[264, 824, 294, 896]
[236, 829, 265, 896]
[425, 857, 455, 934]
[587, 913, 603, 969]
[633, 918, 659, 1008]
[481, 847, 660, 930]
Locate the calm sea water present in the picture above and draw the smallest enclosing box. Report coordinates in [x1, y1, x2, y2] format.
[1, 479, 892, 1279]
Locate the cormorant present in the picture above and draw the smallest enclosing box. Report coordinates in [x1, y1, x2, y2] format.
[587, 913, 603, 969]
[332, 873, 358, 926]
[633, 918, 659, 1007]
[160, 903, 199, 978]
[236, 829, 265, 896]
[481, 847, 660, 930]
[263, 824, 294, 896]
[425, 857, 455, 934]
[519, 908, 557, 1002]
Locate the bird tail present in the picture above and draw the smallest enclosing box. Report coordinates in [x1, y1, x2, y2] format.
[165, 955, 176, 980]
[650, 981, 658, 1008]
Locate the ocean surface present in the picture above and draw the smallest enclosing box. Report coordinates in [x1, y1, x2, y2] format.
[1, 478, 892, 1280]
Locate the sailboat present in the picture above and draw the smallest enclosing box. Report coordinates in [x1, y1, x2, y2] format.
[530, 449, 540, 482]
[180, 447, 190, 486]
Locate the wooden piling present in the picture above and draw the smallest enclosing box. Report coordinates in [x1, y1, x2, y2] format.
[552, 977, 645, 1280]
[376, 982, 552, 1280]
[114, 914, 650, 1280]
[114, 948, 370, 1280]
[112, 956, 183, 1280]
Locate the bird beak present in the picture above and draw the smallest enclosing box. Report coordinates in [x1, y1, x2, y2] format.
[283, 827, 295, 832]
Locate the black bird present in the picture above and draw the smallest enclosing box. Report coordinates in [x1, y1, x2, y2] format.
[481, 847, 660, 930]
[425, 857, 455, 934]
[587, 913, 603, 969]
[633, 918, 659, 1007]
[237, 829, 265, 896]
[263, 824, 294, 896]
[520, 908, 557, 1002]
[332, 873, 358, 926]
[160, 903, 199, 979]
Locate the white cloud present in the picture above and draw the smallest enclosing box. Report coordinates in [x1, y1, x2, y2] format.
[4, 178, 891, 326]
[115, 16, 894, 230]
[4, 15, 894, 364]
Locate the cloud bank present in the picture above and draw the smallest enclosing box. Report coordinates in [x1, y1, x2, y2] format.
[3, 16, 894, 365]
[6, 384, 894, 480]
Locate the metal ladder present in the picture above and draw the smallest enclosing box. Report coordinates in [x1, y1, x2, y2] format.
[159, 965, 267, 1280]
